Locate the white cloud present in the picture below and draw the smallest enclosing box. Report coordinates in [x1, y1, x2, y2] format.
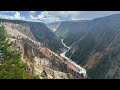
[47, 16, 60, 22]
[47, 11, 85, 20]
[45, 11, 120, 22]
[13, 12, 25, 20]
[38, 11, 60, 23]
[70, 17, 89, 21]
[28, 11, 60, 23]
[0, 11, 120, 23]
[0, 11, 16, 13]
[37, 11, 48, 20]
[29, 11, 36, 18]
[30, 11, 36, 14]
[1, 11, 109, 23]
[0, 11, 25, 20]
[29, 11, 47, 22]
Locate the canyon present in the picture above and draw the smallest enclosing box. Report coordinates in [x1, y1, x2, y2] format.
[60, 39, 87, 78]
[53, 13, 120, 79]
[0, 20, 84, 79]
[1, 13, 120, 79]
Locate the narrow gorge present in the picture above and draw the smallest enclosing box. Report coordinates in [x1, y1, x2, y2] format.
[60, 39, 87, 78]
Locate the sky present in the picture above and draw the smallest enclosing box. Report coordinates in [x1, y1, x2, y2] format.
[0, 11, 120, 23]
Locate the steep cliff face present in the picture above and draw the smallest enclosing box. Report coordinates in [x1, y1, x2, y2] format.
[64, 13, 120, 79]
[55, 20, 91, 46]
[28, 22, 63, 53]
[0, 22, 36, 41]
[0, 18, 63, 53]
[47, 21, 61, 32]
[22, 40, 82, 79]
[0, 22, 83, 79]
[53, 13, 120, 79]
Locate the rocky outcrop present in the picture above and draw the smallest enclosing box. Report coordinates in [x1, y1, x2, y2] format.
[0, 18, 63, 53]
[21, 38, 83, 79]
[1, 21, 83, 79]
[0, 22, 36, 41]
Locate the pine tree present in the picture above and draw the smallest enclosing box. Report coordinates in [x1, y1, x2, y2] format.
[0, 26, 39, 79]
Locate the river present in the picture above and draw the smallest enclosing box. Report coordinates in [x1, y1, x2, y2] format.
[60, 39, 87, 78]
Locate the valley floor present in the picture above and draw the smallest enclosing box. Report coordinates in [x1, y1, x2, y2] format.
[60, 39, 87, 78]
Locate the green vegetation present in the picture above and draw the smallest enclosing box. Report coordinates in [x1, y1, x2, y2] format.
[0, 26, 38, 79]
[64, 32, 86, 46]
[66, 32, 96, 65]
[87, 55, 111, 79]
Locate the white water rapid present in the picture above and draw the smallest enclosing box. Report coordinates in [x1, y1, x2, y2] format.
[60, 39, 87, 78]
